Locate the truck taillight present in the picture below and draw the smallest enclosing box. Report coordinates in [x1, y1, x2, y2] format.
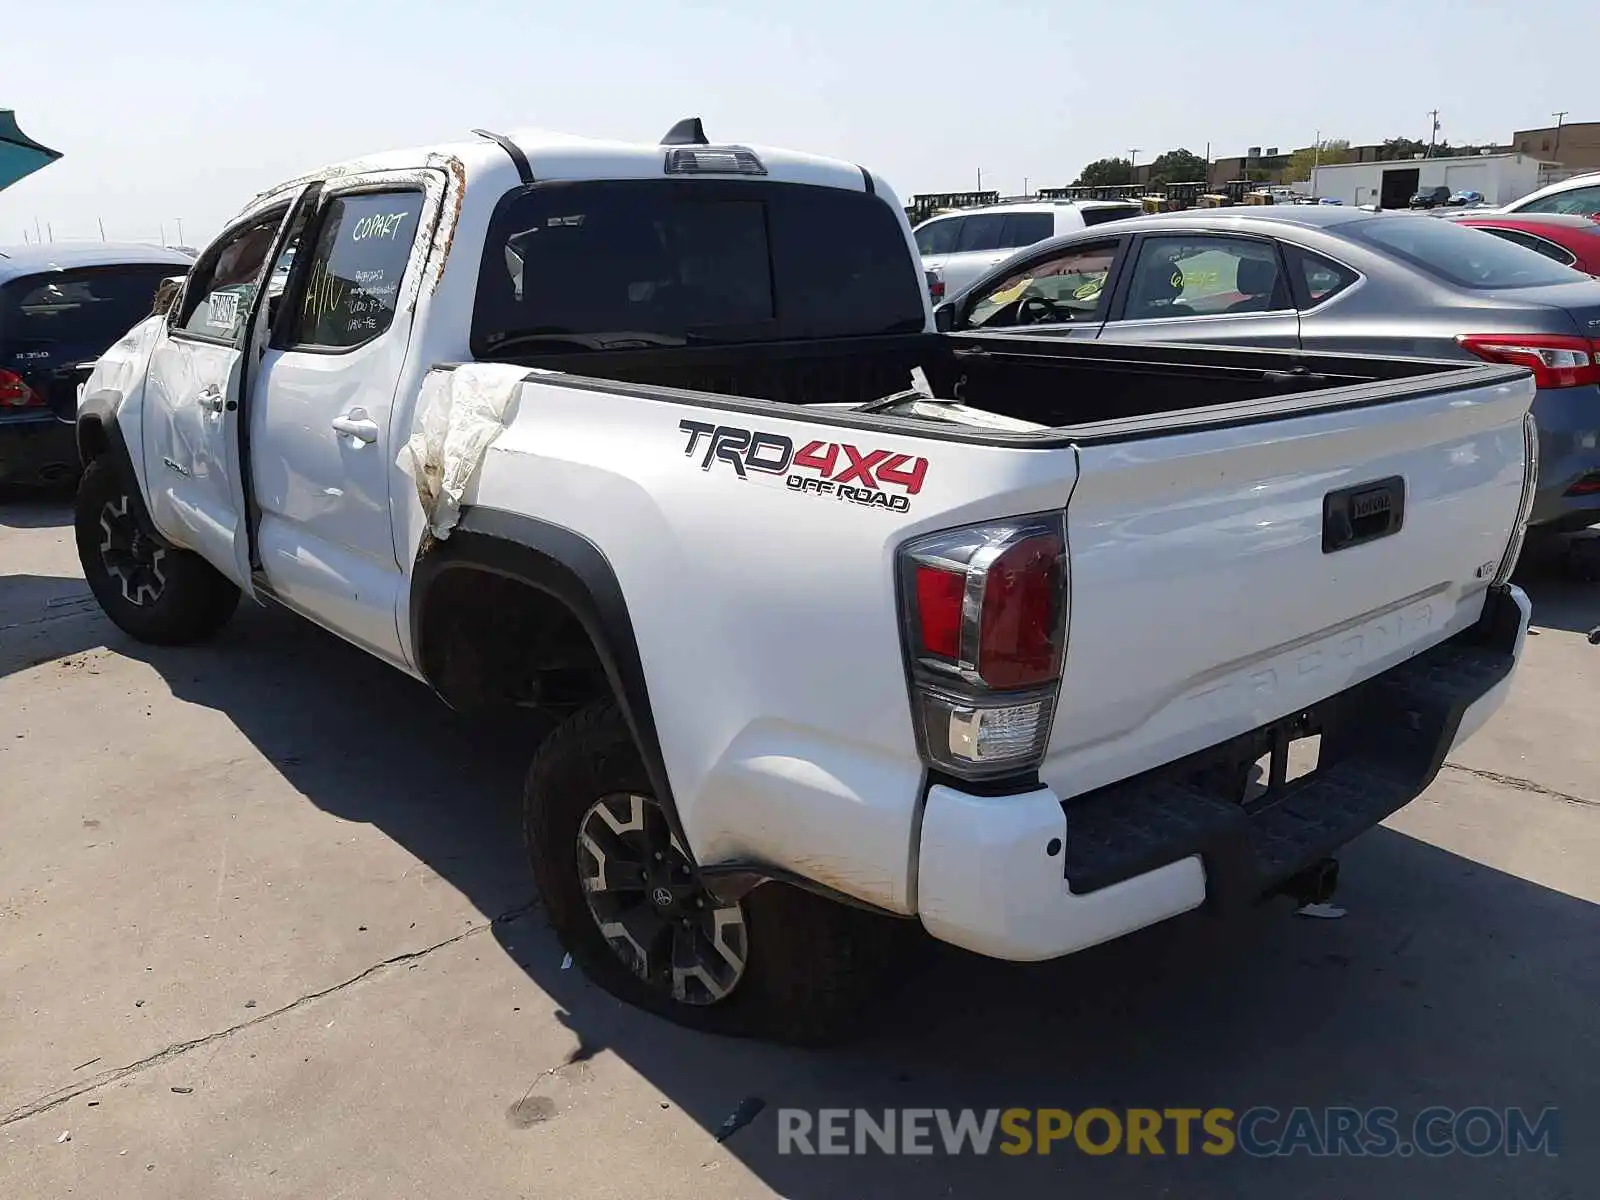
[1457, 333, 1600, 389]
[1495, 410, 1540, 585]
[899, 515, 1068, 780]
[0, 369, 41, 408]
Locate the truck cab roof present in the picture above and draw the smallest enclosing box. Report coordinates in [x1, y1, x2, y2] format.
[246, 124, 888, 219]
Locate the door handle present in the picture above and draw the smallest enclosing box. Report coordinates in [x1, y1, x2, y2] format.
[331, 409, 380, 445]
[197, 385, 225, 414]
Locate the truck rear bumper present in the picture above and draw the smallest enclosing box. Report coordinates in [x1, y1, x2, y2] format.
[915, 585, 1530, 962]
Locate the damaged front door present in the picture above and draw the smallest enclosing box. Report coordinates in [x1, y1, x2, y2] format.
[142, 192, 309, 587]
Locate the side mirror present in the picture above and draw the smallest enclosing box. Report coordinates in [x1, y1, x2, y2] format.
[934, 302, 957, 333]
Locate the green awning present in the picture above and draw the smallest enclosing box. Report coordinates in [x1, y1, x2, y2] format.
[0, 110, 62, 193]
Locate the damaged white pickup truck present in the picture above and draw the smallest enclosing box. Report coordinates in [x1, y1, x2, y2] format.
[75, 120, 1537, 1042]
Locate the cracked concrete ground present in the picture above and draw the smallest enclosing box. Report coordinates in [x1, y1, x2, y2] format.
[2, 496, 1597, 1199]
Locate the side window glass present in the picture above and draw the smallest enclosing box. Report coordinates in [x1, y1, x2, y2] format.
[965, 243, 1119, 328]
[1521, 185, 1600, 216]
[1123, 237, 1286, 320]
[173, 210, 286, 342]
[1298, 250, 1360, 305]
[1483, 228, 1575, 265]
[954, 214, 1006, 253]
[281, 190, 425, 350]
[998, 212, 1054, 249]
[915, 218, 961, 256]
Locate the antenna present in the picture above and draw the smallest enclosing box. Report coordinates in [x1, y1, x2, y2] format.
[661, 117, 709, 146]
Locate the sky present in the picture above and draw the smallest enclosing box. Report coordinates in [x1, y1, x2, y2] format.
[0, 0, 1581, 248]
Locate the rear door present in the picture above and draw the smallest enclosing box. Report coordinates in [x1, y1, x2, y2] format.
[250, 172, 443, 664]
[1042, 369, 1533, 801]
[142, 193, 309, 585]
[1097, 232, 1301, 348]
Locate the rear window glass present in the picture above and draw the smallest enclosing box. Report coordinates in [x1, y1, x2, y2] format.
[473, 181, 926, 354]
[1349, 216, 1585, 289]
[1082, 204, 1141, 227]
[1, 266, 176, 348]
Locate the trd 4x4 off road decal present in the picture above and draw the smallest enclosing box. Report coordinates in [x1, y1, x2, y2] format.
[678, 420, 928, 513]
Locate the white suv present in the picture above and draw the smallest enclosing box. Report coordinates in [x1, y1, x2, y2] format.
[915, 200, 1142, 300]
[1502, 172, 1600, 217]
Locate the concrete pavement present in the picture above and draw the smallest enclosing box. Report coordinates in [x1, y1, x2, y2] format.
[2, 494, 1596, 1198]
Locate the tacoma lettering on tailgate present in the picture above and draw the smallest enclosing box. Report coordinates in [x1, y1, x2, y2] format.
[678, 420, 928, 513]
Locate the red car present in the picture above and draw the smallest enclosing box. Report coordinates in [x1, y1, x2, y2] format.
[1454, 213, 1600, 276]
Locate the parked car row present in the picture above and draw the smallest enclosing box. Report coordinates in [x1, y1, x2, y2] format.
[1, 242, 191, 487]
[927, 206, 1600, 536]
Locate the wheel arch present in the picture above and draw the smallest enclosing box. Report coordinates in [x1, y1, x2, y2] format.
[76, 392, 162, 537]
[409, 507, 689, 855]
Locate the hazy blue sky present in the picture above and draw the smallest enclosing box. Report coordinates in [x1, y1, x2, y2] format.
[0, 0, 1579, 246]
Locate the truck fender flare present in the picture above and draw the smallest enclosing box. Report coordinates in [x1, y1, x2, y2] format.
[76, 393, 163, 539]
[409, 507, 689, 856]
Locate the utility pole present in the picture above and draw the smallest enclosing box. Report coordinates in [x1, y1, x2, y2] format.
[175, 217, 184, 245]
[1426, 109, 1440, 158]
[1553, 111, 1569, 159]
[1023, 175, 1029, 197]
[98, 217, 106, 242]
[976, 167, 982, 191]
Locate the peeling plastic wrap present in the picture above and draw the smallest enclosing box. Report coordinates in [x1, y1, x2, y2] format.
[400, 363, 528, 539]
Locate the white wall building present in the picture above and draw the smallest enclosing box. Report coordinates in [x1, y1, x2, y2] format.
[1309, 153, 1556, 209]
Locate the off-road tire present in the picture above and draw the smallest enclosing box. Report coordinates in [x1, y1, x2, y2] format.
[524, 701, 898, 1043]
[74, 458, 240, 645]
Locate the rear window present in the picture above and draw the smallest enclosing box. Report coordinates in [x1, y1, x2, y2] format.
[472, 180, 925, 354]
[1081, 204, 1141, 228]
[0, 265, 176, 348]
[1349, 216, 1586, 289]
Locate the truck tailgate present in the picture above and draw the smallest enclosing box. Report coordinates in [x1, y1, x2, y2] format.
[1043, 370, 1535, 800]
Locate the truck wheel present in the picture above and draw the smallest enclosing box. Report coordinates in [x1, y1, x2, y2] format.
[524, 702, 894, 1043]
[74, 458, 240, 645]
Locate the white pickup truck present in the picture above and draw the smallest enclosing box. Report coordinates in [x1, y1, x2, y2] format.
[74, 119, 1537, 1042]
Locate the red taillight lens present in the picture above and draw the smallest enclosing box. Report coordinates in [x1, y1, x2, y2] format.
[979, 533, 1065, 688]
[900, 516, 1069, 780]
[1457, 333, 1600, 389]
[930, 279, 945, 302]
[1567, 471, 1600, 496]
[0, 368, 42, 408]
[914, 565, 965, 660]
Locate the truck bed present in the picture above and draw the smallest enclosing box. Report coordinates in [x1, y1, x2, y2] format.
[499, 330, 1487, 431]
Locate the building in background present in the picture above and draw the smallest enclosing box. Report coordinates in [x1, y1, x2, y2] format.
[1308, 153, 1553, 209]
[1513, 122, 1600, 173]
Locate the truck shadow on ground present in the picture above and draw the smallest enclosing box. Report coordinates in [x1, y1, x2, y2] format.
[3, 549, 1596, 1198]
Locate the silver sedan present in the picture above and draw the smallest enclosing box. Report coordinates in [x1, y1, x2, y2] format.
[937, 207, 1600, 533]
